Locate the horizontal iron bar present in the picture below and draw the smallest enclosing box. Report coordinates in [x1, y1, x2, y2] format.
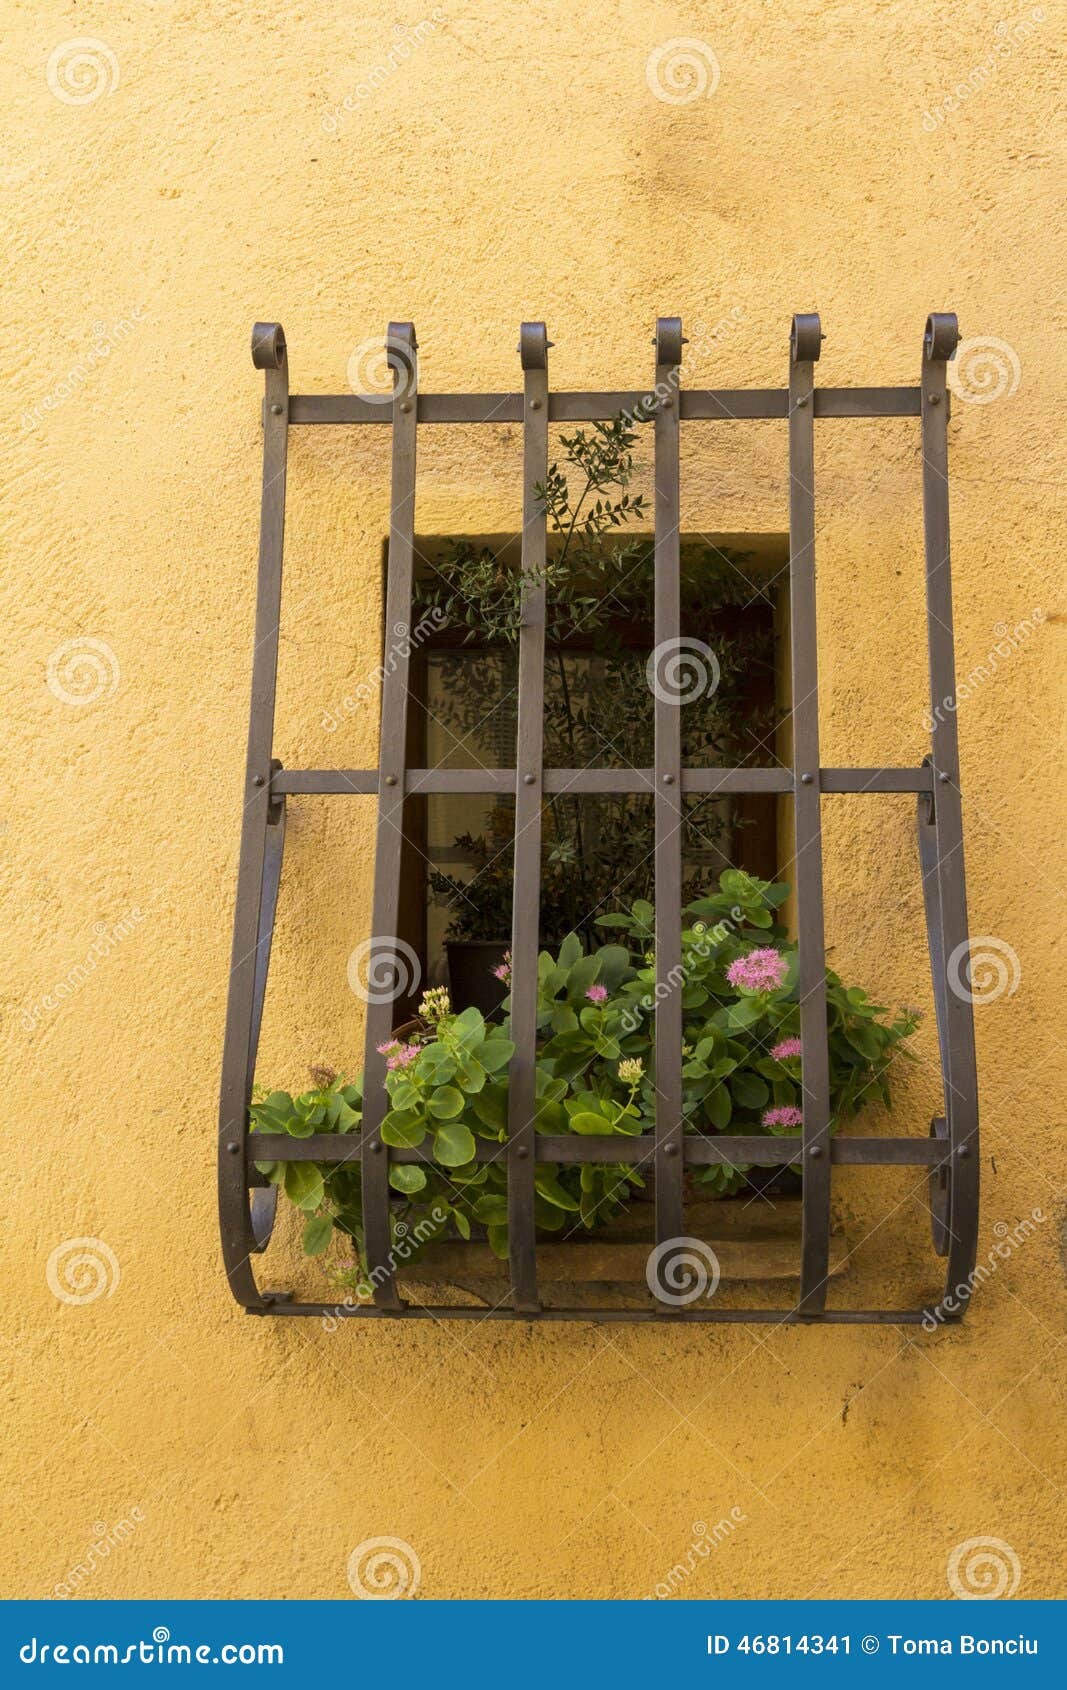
[251, 1133, 945, 1167]
[253, 1301, 934, 1324]
[288, 388, 921, 426]
[271, 766, 933, 797]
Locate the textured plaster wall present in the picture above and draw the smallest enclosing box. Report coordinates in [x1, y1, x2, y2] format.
[3, 0, 1064, 1601]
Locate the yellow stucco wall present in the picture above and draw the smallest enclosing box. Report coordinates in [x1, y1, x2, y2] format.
[5, 0, 1064, 1601]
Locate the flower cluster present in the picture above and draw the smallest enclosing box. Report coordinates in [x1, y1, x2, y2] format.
[726, 947, 788, 993]
[377, 1040, 419, 1071]
[418, 986, 451, 1025]
[762, 1104, 803, 1131]
[770, 1036, 802, 1061]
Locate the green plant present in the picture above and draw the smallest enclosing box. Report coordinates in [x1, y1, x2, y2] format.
[415, 416, 776, 948]
[252, 870, 918, 1293]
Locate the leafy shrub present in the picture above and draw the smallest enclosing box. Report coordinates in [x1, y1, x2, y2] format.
[251, 870, 918, 1292]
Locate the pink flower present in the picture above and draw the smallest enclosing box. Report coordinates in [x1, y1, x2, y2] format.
[586, 984, 609, 1003]
[386, 1043, 420, 1071]
[377, 1040, 398, 1055]
[763, 1105, 803, 1131]
[726, 947, 788, 993]
[493, 950, 512, 983]
[771, 1037, 802, 1061]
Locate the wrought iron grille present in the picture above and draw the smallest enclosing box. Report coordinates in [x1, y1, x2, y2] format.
[219, 312, 980, 1325]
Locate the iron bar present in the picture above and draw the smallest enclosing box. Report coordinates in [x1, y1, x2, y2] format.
[358, 323, 420, 1312]
[217, 323, 289, 1312]
[920, 313, 980, 1321]
[288, 388, 921, 426]
[788, 314, 834, 1318]
[651, 318, 686, 1289]
[271, 765, 936, 797]
[505, 324, 550, 1312]
[252, 1133, 947, 1167]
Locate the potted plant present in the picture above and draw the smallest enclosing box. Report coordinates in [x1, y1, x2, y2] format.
[252, 869, 919, 1295]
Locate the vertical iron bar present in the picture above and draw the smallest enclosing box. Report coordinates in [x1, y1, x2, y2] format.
[788, 313, 833, 1318]
[218, 322, 289, 1310]
[652, 318, 685, 1281]
[360, 323, 419, 1312]
[920, 312, 980, 1317]
[506, 323, 550, 1312]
